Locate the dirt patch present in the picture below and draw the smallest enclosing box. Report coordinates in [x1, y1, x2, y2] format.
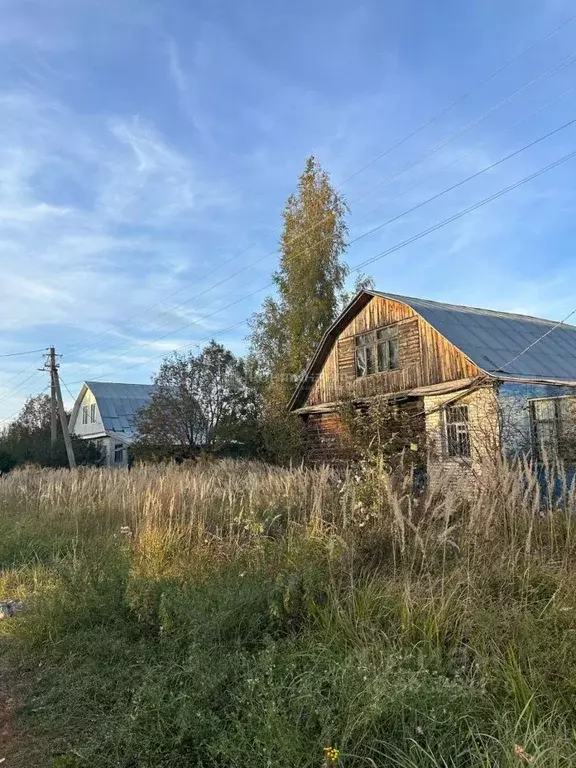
[0, 659, 39, 768]
[0, 662, 20, 763]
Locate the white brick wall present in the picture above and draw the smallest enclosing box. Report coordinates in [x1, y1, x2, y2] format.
[424, 386, 500, 479]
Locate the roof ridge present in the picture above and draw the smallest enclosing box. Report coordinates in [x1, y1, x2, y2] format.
[85, 381, 154, 389]
[370, 291, 575, 327]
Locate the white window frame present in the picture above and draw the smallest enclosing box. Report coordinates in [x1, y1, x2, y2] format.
[90, 403, 96, 423]
[444, 404, 471, 458]
[82, 405, 89, 425]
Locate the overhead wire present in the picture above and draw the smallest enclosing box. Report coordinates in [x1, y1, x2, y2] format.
[68, 113, 576, 376]
[68, 45, 576, 364]
[0, 354, 48, 410]
[60, 14, 576, 360]
[498, 308, 576, 375]
[413, 305, 576, 423]
[59, 376, 77, 402]
[0, 385, 51, 425]
[0, 347, 48, 358]
[64, 144, 576, 386]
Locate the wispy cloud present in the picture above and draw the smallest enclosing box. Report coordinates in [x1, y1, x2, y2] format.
[1, 0, 576, 422]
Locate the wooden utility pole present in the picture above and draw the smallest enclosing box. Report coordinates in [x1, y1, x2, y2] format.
[45, 347, 76, 469]
[50, 347, 58, 447]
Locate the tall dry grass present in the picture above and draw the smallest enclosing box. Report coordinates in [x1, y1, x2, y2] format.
[2, 455, 574, 569]
[1, 457, 576, 767]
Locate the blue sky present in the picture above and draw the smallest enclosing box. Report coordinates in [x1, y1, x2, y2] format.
[1, 0, 576, 420]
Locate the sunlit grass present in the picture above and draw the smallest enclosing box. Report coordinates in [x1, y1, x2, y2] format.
[1, 457, 576, 766]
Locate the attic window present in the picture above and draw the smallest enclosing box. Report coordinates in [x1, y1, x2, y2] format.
[82, 405, 89, 425]
[90, 403, 96, 423]
[355, 326, 399, 377]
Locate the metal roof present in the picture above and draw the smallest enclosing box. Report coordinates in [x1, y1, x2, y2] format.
[373, 292, 576, 381]
[288, 290, 576, 411]
[85, 381, 154, 436]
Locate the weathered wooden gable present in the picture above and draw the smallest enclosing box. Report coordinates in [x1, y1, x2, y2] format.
[304, 295, 482, 407]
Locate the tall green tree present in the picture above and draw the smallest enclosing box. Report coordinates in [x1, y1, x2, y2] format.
[250, 156, 349, 380]
[249, 157, 349, 461]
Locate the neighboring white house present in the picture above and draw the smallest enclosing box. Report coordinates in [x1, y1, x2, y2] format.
[68, 381, 154, 467]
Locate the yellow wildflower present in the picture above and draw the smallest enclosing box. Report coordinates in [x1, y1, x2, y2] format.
[323, 746, 340, 765]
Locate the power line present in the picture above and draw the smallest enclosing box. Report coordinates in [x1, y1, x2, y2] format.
[70, 43, 576, 365]
[60, 15, 576, 361]
[69, 114, 576, 376]
[59, 376, 77, 401]
[345, 114, 576, 252]
[0, 385, 50, 425]
[351, 147, 576, 273]
[65, 144, 576, 386]
[0, 347, 48, 358]
[0, 360, 47, 411]
[339, 10, 576, 186]
[0, 355, 45, 400]
[349, 81, 576, 238]
[498, 308, 576, 374]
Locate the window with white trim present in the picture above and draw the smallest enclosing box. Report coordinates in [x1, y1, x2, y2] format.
[82, 405, 89, 425]
[114, 443, 124, 464]
[445, 404, 471, 458]
[90, 403, 96, 423]
[355, 326, 399, 377]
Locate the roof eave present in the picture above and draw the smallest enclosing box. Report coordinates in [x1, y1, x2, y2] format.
[488, 373, 576, 388]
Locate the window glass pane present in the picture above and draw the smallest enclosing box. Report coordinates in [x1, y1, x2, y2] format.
[445, 405, 470, 457]
[389, 338, 399, 370]
[114, 443, 124, 463]
[90, 403, 96, 423]
[446, 405, 468, 424]
[355, 326, 400, 377]
[365, 345, 375, 375]
[535, 400, 556, 419]
[82, 405, 88, 425]
[377, 341, 389, 372]
[537, 421, 557, 445]
[376, 327, 395, 341]
[355, 332, 374, 347]
[355, 347, 367, 377]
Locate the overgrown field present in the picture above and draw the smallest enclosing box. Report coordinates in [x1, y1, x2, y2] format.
[1, 459, 576, 767]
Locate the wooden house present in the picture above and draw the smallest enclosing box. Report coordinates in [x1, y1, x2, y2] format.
[288, 291, 576, 468]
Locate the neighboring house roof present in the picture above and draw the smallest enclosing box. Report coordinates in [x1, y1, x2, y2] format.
[288, 290, 576, 411]
[69, 381, 154, 439]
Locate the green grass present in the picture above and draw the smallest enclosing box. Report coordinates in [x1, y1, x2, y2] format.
[1, 460, 576, 766]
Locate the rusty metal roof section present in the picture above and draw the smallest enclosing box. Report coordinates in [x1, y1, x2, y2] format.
[288, 290, 576, 411]
[85, 381, 154, 436]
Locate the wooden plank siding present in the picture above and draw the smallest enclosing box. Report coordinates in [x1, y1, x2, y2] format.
[305, 296, 482, 407]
